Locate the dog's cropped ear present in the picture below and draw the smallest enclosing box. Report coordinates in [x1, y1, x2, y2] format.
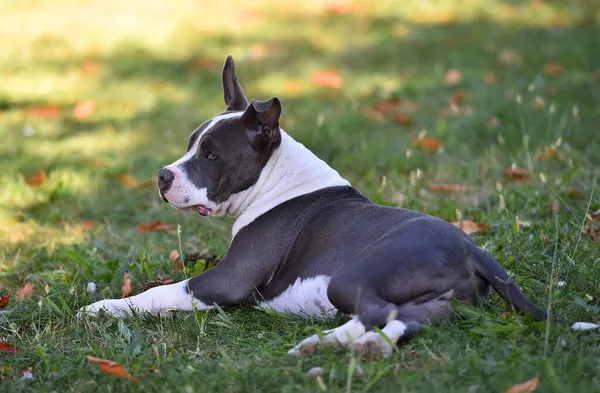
[222, 55, 249, 111]
[242, 97, 282, 151]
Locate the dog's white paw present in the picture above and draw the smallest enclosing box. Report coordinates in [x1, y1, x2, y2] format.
[77, 299, 135, 319]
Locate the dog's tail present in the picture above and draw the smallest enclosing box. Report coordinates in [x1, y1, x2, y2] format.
[470, 247, 548, 321]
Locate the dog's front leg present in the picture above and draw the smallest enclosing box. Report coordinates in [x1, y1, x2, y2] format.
[78, 279, 208, 318]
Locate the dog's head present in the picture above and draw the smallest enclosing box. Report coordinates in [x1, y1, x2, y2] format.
[157, 55, 282, 216]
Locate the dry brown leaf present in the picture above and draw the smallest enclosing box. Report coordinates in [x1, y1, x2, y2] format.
[169, 250, 183, 271]
[0, 342, 18, 354]
[428, 184, 468, 193]
[594, 70, 600, 81]
[73, 99, 97, 120]
[543, 62, 563, 76]
[484, 72, 498, 84]
[137, 221, 175, 233]
[449, 90, 466, 105]
[452, 220, 490, 234]
[394, 113, 415, 126]
[0, 293, 10, 309]
[121, 272, 132, 298]
[506, 375, 540, 393]
[312, 71, 343, 89]
[445, 69, 462, 85]
[24, 105, 60, 119]
[17, 283, 33, 298]
[413, 137, 443, 152]
[87, 355, 138, 383]
[504, 167, 529, 180]
[26, 170, 47, 186]
[139, 276, 174, 292]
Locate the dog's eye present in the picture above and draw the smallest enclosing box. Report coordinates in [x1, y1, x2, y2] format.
[207, 152, 218, 160]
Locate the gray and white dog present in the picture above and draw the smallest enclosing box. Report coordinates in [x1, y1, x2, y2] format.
[80, 55, 560, 356]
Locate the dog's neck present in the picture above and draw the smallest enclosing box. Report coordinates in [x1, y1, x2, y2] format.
[220, 130, 350, 237]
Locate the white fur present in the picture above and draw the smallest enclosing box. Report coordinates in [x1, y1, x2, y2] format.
[77, 280, 211, 318]
[288, 317, 366, 355]
[163, 112, 243, 211]
[258, 275, 337, 319]
[353, 320, 407, 357]
[227, 131, 350, 236]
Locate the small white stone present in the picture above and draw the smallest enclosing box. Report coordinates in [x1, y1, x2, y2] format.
[307, 367, 325, 377]
[86, 282, 97, 293]
[571, 322, 599, 331]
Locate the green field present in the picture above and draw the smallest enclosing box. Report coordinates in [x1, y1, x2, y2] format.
[1, 0, 600, 391]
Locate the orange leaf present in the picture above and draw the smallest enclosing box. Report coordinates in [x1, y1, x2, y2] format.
[394, 113, 414, 126]
[428, 184, 468, 193]
[170, 250, 183, 271]
[80, 220, 96, 230]
[0, 342, 18, 354]
[17, 283, 34, 298]
[73, 99, 97, 120]
[413, 137, 443, 151]
[445, 69, 462, 85]
[537, 147, 560, 161]
[121, 272, 132, 298]
[87, 355, 138, 383]
[324, 2, 353, 15]
[543, 62, 563, 76]
[26, 170, 47, 186]
[117, 174, 153, 189]
[312, 71, 343, 89]
[452, 220, 490, 235]
[82, 59, 100, 76]
[285, 81, 302, 96]
[449, 90, 466, 106]
[24, 105, 60, 119]
[504, 167, 529, 180]
[0, 293, 10, 309]
[506, 375, 540, 393]
[137, 220, 175, 233]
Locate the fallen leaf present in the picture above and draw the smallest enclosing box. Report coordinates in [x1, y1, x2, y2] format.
[24, 105, 60, 119]
[543, 62, 563, 76]
[188, 56, 218, 72]
[121, 272, 132, 298]
[428, 184, 468, 193]
[413, 137, 443, 151]
[79, 220, 96, 230]
[484, 72, 498, 84]
[452, 220, 490, 234]
[323, 1, 353, 15]
[17, 283, 34, 298]
[139, 276, 174, 292]
[285, 81, 302, 95]
[394, 113, 415, 126]
[169, 249, 183, 270]
[445, 69, 462, 85]
[137, 221, 175, 233]
[118, 174, 154, 189]
[0, 293, 10, 309]
[81, 59, 100, 76]
[503, 167, 529, 180]
[26, 170, 47, 186]
[73, 99, 97, 120]
[87, 355, 138, 383]
[449, 90, 466, 105]
[312, 71, 343, 89]
[0, 342, 18, 354]
[594, 70, 600, 81]
[537, 147, 564, 160]
[497, 49, 522, 65]
[506, 375, 540, 393]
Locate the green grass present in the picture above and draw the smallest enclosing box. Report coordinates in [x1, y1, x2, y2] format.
[1, 0, 600, 391]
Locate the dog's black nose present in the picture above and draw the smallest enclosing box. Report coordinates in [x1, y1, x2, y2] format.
[157, 167, 174, 191]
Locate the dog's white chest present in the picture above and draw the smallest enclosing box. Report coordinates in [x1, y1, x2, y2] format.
[258, 275, 337, 319]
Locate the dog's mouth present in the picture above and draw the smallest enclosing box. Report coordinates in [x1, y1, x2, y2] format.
[159, 191, 213, 216]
